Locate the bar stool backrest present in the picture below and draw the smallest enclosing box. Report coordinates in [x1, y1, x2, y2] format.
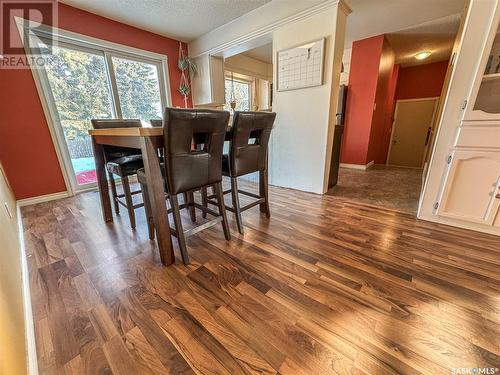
[163, 108, 229, 194]
[228, 111, 276, 177]
[91, 119, 142, 161]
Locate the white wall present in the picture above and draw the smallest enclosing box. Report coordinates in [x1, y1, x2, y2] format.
[225, 54, 272, 81]
[0, 164, 32, 375]
[269, 4, 348, 193]
[189, 0, 349, 194]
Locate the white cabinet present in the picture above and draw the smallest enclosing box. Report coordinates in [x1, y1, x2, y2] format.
[495, 210, 500, 227]
[421, 0, 500, 235]
[437, 150, 500, 224]
[191, 54, 225, 107]
[464, 28, 500, 121]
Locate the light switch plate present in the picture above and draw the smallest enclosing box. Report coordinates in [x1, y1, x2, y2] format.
[4, 202, 13, 219]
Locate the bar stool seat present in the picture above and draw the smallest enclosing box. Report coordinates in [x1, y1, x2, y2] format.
[106, 154, 144, 176]
[91, 119, 144, 229]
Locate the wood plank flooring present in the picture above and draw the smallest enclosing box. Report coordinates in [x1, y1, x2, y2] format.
[22, 181, 500, 375]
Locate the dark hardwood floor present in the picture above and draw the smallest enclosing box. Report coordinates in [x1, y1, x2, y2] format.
[22, 180, 500, 375]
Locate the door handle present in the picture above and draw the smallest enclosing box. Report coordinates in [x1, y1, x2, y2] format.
[424, 127, 432, 146]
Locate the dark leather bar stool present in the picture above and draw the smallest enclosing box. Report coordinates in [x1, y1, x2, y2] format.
[205, 111, 276, 234]
[150, 117, 196, 221]
[91, 119, 144, 229]
[138, 108, 231, 264]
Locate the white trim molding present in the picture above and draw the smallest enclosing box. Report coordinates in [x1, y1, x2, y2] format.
[17, 191, 69, 207]
[16, 206, 38, 375]
[340, 160, 374, 170]
[189, 0, 351, 57]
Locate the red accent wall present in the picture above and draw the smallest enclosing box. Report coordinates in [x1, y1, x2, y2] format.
[341, 35, 384, 165]
[367, 37, 395, 164]
[341, 38, 450, 166]
[377, 64, 400, 164]
[395, 61, 449, 100]
[0, 3, 190, 199]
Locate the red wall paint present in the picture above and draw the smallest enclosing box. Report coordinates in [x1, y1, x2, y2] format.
[377, 64, 400, 164]
[367, 37, 395, 164]
[395, 60, 449, 100]
[341, 35, 384, 165]
[0, 3, 190, 199]
[341, 40, 450, 166]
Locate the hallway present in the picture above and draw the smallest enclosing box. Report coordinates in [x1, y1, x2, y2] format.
[327, 165, 423, 214]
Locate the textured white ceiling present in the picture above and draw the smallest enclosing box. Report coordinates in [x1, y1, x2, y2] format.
[386, 14, 461, 67]
[59, 0, 271, 41]
[345, 0, 465, 46]
[243, 43, 273, 63]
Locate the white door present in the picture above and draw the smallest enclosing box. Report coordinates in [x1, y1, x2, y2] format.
[388, 99, 438, 168]
[437, 150, 500, 224]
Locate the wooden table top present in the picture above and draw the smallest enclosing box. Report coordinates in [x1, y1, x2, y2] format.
[89, 125, 234, 138]
[89, 127, 163, 137]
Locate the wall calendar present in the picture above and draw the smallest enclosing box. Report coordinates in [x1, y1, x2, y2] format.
[277, 38, 325, 92]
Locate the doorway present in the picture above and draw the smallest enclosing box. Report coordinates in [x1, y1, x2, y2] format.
[328, 13, 461, 214]
[387, 98, 438, 168]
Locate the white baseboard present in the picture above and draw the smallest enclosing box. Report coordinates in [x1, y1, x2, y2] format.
[16, 206, 38, 375]
[417, 212, 500, 237]
[340, 160, 374, 170]
[17, 191, 69, 207]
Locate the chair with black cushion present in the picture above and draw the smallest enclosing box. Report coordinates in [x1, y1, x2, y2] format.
[138, 108, 231, 264]
[205, 111, 276, 234]
[150, 119, 162, 127]
[91, 119, 144, 229]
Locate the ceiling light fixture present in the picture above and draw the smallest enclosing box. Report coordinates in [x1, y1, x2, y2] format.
[414, 51, 432, 60]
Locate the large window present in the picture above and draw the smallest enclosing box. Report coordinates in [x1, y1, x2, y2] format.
[27, 29, 169, 191]
[224, 77, 251, 112]
[112, 56, 163, 120]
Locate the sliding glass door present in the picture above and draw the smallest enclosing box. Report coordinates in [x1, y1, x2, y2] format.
[111, 56, 163, 120]
[42, 44, 115, 187]
[33, 36, 168, 192]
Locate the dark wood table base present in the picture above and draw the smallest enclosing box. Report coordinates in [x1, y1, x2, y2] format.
[90, 129, 174, 265]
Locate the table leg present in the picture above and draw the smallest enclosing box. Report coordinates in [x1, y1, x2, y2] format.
[92, 136, 113, 222]
[259, 156, 269, 214]
[140, 137, 174, 266]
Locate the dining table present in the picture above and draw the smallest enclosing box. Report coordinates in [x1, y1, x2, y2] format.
[89, 124, 242, 266]
[89, 126, 176, 265]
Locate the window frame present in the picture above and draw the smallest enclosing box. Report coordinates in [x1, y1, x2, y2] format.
[224, 71, 253, 112]
[15, 17, 172, 194]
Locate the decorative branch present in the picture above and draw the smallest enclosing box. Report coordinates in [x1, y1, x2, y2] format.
[177, 42, 197, 108]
